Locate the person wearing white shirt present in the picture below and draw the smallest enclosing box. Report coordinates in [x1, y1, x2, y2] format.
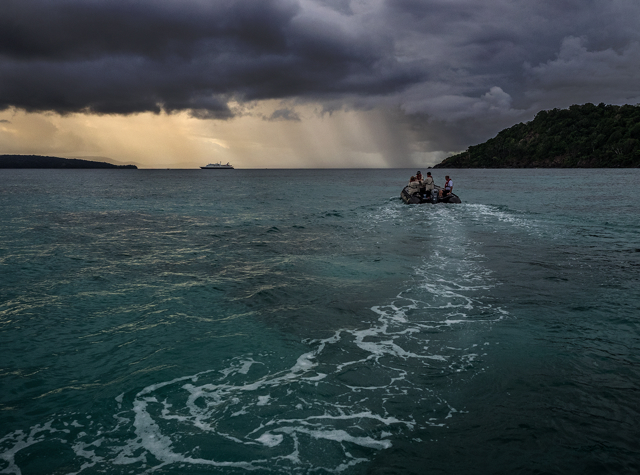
[440, 175, 453, 198]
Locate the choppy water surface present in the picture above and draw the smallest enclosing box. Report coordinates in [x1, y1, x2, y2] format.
[1, 168, 639, 474]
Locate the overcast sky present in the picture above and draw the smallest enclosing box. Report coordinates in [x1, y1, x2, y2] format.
[2, 0, 640, 168]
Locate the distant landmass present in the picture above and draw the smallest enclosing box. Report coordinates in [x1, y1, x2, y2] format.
[0, 155, 137, 169]
[434, 103, 640, 168]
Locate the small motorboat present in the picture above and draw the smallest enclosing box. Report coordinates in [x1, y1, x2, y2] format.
[400, 185, 461, 204]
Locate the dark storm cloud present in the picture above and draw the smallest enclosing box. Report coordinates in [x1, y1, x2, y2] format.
[2, 0, 640, 153]
[378, 0, 640, 151]
[265, 108, 301, 121]
[0, 0, 421, 116]
[0, 0, 297, 60]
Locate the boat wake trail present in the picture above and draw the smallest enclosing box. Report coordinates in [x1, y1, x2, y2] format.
[1, 205, 507, 474]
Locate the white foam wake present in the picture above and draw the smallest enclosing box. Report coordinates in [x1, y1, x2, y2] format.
[1, 203, 508, 474]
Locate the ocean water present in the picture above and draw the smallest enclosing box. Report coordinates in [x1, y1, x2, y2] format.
[1, 168, 639, 474]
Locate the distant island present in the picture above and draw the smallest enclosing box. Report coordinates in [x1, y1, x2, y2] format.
[434, 103, 640, 168]
[0, 155, 137, 169]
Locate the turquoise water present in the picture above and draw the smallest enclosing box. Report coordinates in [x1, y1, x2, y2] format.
[1, 168, 639, 474]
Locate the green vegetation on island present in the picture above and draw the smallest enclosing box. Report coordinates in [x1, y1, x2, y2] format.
[0, 155, 137, 169]
[435, 103, 640, 168]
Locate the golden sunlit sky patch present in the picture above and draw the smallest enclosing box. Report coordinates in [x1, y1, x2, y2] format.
[0, 103, 447, 168]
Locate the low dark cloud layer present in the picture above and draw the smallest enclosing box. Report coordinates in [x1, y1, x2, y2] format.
[2, 0, 640, 153]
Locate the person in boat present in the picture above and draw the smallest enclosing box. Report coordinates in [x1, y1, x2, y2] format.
[415, 171, 425, 196]
[407, 175, 421, 195]
[422, 172, 434, 195]
[439, 175, 453, 197]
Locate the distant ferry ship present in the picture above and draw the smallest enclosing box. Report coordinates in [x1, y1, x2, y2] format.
[200, 162, 234, 169]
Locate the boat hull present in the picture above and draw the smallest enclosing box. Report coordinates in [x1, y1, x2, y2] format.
[200, 162, 234, 169]
[400, 186, 461, 204]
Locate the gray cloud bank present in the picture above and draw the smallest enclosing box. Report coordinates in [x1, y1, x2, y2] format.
[2, 0, 640, 154]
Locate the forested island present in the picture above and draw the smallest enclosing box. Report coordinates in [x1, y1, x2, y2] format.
[435, 103, 640, 168]
[0, 155, 137, 169]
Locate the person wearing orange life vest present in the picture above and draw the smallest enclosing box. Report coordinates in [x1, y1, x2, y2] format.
[439, 175, 453, 198]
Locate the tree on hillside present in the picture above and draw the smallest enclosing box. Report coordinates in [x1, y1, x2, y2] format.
[435, 103, 640, 168]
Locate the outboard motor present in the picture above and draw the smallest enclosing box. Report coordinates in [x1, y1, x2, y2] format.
[431, 189, 439, 203]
